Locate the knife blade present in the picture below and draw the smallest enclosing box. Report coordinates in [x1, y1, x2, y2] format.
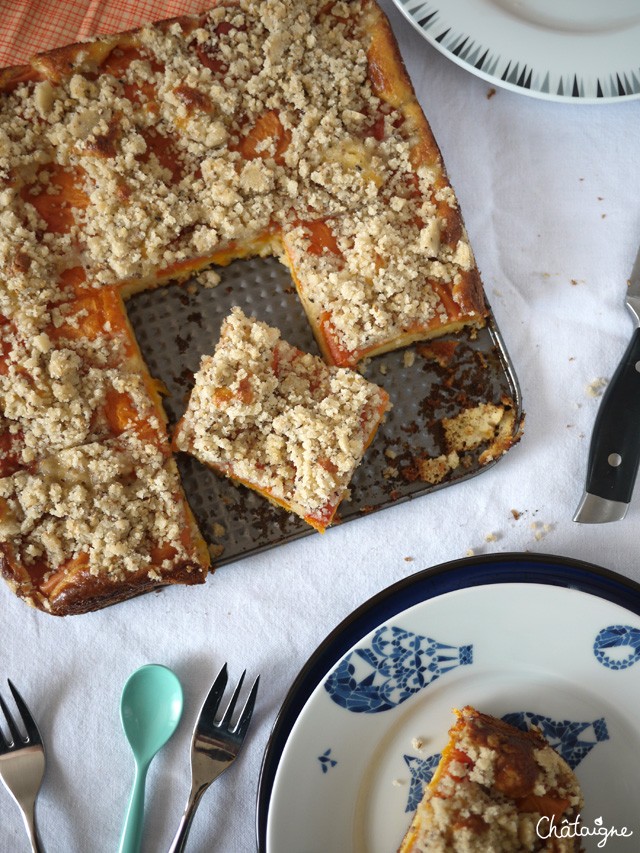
[574, 243, 640, 523]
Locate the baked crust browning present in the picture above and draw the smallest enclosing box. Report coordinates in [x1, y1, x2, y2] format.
[0, 435, 208, 615]
[399, 707, 584, 853]
[173, 308, 390, 531]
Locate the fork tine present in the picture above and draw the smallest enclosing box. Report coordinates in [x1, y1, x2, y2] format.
[198, 663, 228, 722]
[0, 688, 24, 747]
[219, 669, 245, 728]
[0, 707, 8, 751]
[7, 681, 42, 745]
[234, 675, 259, 737]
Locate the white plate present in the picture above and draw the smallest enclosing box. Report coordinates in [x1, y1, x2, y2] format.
[259, 554, 640, 853]
[390, 0, 640, 102]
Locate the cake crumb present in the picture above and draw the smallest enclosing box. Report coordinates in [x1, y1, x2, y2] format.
[530, 521, 554, 541]
[199, 269, 222, 289]
[586, 377, 607, 397]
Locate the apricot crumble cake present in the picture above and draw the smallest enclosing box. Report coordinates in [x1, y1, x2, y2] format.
[0, 0, 490, 614]
[173, 308, 390, 532]
[398, 707, 584, 853]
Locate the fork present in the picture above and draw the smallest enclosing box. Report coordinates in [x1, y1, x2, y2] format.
[168, 664, 259, 853]
[0, 681, 46, 853]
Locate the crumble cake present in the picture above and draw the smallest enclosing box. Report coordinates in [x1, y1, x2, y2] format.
[0, 0, 496, 613]
[0, 432, 208, 615]
[398, 707, 584, 853]
[0, 287, 167, 476]
[173, 308, 390, 531]
[0, 0, 485, 333]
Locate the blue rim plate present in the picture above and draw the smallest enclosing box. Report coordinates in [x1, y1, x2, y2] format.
[390, 0, 640, 103]
[256, 552, 640, 851]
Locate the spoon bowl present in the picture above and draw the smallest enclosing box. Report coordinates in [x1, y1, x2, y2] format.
[119, 664, 184, 853]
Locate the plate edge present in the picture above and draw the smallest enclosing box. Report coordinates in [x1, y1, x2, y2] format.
[255, 551, 640, 851]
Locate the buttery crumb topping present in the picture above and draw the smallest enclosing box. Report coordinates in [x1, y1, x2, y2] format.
[0, 434, 196, 586]
[174, 307, 389, 523]
[0, 312, 163, 471]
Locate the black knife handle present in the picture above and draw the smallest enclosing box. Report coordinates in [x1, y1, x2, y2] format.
[584, 326, 640, 503]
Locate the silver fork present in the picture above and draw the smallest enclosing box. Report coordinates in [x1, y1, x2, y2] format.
[0, 681, 46, 853]
[168, 664, 259, 853]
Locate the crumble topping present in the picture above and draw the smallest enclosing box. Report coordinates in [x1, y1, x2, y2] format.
[0, 291, 164, 472]
[173, 307, 390, 523]
[0, 0, 483, 351]
[0, 434, 198, 585]
[0, 0, 491, 610]
[281, 194, 477, 358]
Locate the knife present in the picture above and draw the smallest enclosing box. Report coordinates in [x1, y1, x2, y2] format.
[574, 243, 640, 523]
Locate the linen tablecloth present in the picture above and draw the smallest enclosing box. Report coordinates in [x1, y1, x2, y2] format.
[2, 1, 640, 851]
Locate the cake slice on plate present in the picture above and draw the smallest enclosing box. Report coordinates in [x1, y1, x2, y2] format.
[399, 706, 584, 852]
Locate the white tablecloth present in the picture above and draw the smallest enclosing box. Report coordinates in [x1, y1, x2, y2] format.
[3, 3, 640, 851]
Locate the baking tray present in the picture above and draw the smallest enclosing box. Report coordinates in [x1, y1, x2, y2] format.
[126, 256, 523, 565]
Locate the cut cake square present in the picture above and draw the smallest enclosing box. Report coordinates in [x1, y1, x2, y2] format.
[173, 307, 390, 531]
[0, 432, 208, 615]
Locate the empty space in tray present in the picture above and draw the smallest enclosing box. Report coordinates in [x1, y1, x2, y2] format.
[126, 256, 522, 565]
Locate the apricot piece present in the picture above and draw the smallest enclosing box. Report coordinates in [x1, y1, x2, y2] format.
[237, 110, 291, 165]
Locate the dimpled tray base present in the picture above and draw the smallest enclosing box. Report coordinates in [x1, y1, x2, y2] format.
[126, 256, 522, 565]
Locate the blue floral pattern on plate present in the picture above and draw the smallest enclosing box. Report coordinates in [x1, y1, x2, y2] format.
[402, 711, 609, 812]
[324, 625, 472, 713]
[318, 749, 337, 774]
[501, 712, 609, 768]
[594, 625, 640, 670]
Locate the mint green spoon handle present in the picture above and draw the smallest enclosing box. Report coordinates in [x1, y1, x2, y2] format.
[118, 665, 183, 853]
[119, 760, 149, 853]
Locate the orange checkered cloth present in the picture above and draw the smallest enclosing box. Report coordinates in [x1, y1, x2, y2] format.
[0, 0, 213, 68]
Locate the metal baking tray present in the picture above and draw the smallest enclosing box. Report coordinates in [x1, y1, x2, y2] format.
[126, 256, 523, 565]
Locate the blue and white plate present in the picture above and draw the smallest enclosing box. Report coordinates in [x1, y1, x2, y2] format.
[390, 0, 640, 103]
[257, 554, 640, 853]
